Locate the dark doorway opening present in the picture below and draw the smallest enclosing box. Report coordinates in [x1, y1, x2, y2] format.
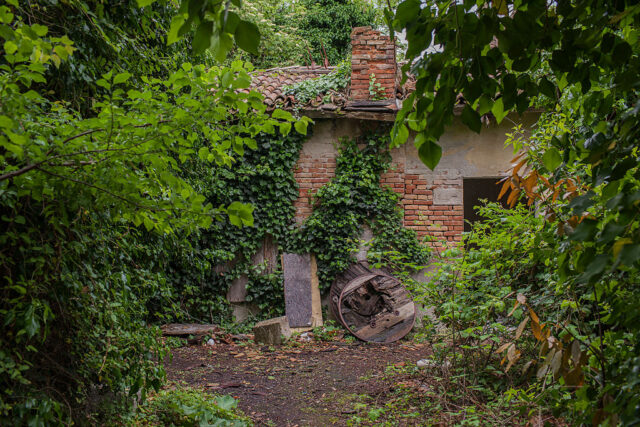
[463, 177, 510, 232]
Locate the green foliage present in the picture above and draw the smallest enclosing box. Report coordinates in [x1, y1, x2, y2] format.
[311, 320, 343, 342]
[298, 0, 380, 65]
[391, 1, 640, 423]
[418, 203, 561, 420]
[132, 385, 248, 426]
[0, 9, 302, 424]
[368, 73, 385, 101]
[284, 60, 351, 105]
[390, 0, 640, 170]
[421, 110, 640, 424]
[13, 0, 207, 113]
[161, 0, 261, 61]
[151, 130, 311, 324]
[291, 131, 430, 291]
[227, 0, 308, 69]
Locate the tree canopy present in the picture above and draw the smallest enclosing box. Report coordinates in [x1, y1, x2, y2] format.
[389, 0, 640, 423]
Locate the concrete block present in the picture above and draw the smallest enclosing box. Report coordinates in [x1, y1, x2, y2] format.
[227, 275, 248, 302]
[253, 316, 291, 345]
[433, 187, 463, 205]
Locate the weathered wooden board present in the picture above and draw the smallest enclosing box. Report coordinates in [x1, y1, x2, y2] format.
[309, 254, 323, 327]
[282, 253, 323, 328]
[160, 324, 220, 336]
[353, 302, 414, 341]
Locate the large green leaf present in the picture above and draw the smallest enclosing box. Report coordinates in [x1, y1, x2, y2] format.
[417, 137, 442, 171]
[192, 21, 213, 54]
[234, 20, 260, 55]
[461, 105, 481, 133]
[542, 147, 562, 171]
[491, 97, 508, 124]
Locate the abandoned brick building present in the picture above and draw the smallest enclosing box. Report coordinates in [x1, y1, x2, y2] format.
[248, 26, 539, 246]
[226, 26, 540, 321]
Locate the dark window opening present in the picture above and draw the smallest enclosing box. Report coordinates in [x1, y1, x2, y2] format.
[463, 177, 510, 233]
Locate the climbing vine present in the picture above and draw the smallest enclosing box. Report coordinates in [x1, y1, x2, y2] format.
[150, 130, 311, 324]
[291, 130, 431, 291]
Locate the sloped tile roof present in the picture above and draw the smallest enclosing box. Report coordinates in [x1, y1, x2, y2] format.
[246, 66, 334, 109]
[245, 64, 417, 114]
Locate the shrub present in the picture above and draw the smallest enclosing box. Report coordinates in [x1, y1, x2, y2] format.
[132, 386, 249, 426]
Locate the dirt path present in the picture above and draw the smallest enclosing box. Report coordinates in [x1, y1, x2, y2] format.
[166, 339, 431, 426]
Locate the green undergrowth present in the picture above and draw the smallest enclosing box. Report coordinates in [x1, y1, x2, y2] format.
[131, 385, 249, 426]
[344, 361, 537, 427]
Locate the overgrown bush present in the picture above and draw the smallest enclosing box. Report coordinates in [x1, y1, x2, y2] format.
[283, 60, 351, 105]
[0, 7, 305, 423]
[150, 130, 310, 324]
[132, 386, 248, 426]
[419, 110, 640, 424]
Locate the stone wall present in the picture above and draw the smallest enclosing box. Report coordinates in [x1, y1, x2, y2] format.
[292, 113, 540, 245]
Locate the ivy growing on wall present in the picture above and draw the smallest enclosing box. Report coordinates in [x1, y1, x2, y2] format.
[150, 130, 311, 323]
[290, 130, 431, 291]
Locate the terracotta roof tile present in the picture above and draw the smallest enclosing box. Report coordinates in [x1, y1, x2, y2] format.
[243, 66, 333, 109]
[244, 64, 417, 113]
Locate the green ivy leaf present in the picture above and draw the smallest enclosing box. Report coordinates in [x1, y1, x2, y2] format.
[136, 0, 156, 6]
[491, 98, 508, 124]
[227, 201, 254, 227]
[4, 41, 17, 55]
[279, 122, 292, 135]
[392, 124, 409, 148]
[272, 109, 294, 121]
[294, 120, 308, 135]
[31, 24, 48, 37]
[113, 72, 132, 85]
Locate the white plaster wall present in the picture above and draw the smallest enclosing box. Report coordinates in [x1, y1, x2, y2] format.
[402, 112, 540, 205]
[405, 112, 539, 176]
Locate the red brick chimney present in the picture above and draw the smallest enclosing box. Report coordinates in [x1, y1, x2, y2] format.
[350, 26, 396, 101]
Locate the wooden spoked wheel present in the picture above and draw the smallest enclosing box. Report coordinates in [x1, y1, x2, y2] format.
[330, 263, 415, 343]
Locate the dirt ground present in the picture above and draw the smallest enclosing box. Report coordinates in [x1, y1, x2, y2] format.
[166, 338, 431, 426]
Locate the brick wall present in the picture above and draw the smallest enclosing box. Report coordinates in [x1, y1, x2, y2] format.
[350, 26, 396, 101]
[292, 132, 464, 246]
[379, 161, 464, 248]
[293, 152, 337, 222]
